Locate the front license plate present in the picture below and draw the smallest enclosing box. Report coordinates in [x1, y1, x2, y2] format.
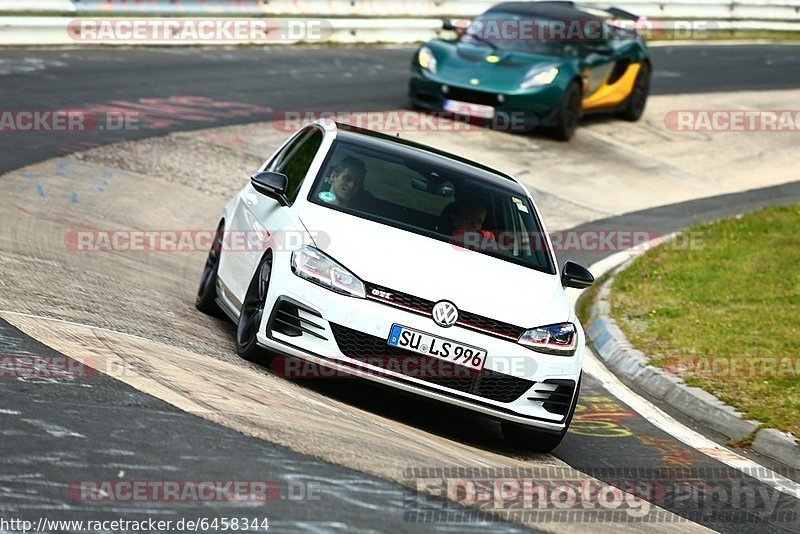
[443, 99, 495, 120]
[387, 324, 487, 371]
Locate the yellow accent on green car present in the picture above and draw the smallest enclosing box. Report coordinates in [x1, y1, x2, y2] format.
[583, 63, 642, 110]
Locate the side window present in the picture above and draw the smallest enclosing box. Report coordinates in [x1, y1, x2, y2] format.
[266, 129, 305, 171]
[272, 129, 324, 203]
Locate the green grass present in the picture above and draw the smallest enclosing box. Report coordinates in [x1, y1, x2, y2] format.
[610, 205, 800, 437]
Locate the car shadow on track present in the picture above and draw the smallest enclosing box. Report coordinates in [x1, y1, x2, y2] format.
[216, 330, 556, 460]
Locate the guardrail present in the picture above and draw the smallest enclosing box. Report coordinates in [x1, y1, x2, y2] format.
[0, 17, 445, 45]
[69, 0, 800, 22]
[2, 15, 799, 47]
[2, 0, 800, 20]
[0, 0, 75, 13]
[1, 1, 799, 46]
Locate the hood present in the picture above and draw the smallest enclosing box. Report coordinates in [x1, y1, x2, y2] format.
[299, 204, 570, 329]
[432, 41, 565, 92]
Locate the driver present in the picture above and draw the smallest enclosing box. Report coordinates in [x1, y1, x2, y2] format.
[328, 156, 368, 208]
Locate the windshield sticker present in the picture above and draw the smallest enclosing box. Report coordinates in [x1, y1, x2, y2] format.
[512, 197, 529, 213]
[318, 191, 336, 203]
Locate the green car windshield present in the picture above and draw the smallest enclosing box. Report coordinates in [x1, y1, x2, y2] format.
[463, 12, 607, 56]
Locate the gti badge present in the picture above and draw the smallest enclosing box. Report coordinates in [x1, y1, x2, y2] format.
[432, 301, 459, 328]
[370, 288, 393, 300]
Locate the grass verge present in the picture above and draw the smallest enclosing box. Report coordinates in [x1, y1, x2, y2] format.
[610, 205, 800, 437]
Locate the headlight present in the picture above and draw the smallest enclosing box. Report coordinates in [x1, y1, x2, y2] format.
[418, 46, 438, 74]
[291, 246, 366, 299]
[518, 323, 577, 356]
[520, 65, 559, 88]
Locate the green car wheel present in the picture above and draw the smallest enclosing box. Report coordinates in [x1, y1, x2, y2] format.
[618, 63, 651, 122]
[549, 82, 582, 142]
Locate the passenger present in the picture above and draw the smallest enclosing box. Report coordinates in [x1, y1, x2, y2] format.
[450, 201, 495, 249]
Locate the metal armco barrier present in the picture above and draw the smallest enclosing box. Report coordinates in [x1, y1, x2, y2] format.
[70, 1, 800, 21]
[1, 1, 799, 21]
[0, 17, 446, 45]
[0, 0, 799, 46]
[0, 0, 75, 13]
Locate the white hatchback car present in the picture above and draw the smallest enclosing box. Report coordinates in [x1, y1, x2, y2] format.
[196, 120, 594, 452]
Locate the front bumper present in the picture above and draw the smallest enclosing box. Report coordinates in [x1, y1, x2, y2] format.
[256, 263, 584, 433]
[409, 72, 562, 130]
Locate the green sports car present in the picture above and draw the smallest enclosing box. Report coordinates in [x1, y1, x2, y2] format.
[409, 1, 652, 140]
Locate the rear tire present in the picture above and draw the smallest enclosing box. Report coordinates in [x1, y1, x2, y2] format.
[195, 220, 224, 317]
[502, 374, 582, 452]
[617, 63, 651, 122]
[548, 81, 582, 142]
[236, 252, 273, 362]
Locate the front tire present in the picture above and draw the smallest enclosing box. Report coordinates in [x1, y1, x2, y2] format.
[549, 81, 582, 142]
[502, 374, 582, 452]
[617, 63, 651, 122]
[195, 220, 224, 317]
[236, 252, 273, 362]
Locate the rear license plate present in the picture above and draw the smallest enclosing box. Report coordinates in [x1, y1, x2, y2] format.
[387, 324, 487, 371]
[443, 99, 495, 120]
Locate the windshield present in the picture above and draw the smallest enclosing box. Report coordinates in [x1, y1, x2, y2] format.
[308, 140, 556, 275]
[463, 12, 614, 56]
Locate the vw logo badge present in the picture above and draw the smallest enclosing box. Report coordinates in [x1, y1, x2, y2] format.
[432, 301, 459, 328]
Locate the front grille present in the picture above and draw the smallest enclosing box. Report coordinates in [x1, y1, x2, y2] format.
[330, 323, 534, 403]
[446, 86, 501, 107]
[364, 282, 526, 341]
[457, 310, 524, 340]
[366, 283, 434, 315]
[527, 379, 576, 416]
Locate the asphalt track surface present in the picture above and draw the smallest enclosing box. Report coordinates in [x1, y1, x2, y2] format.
[2, 44, 800, 175]
[2, 45, 800, 532]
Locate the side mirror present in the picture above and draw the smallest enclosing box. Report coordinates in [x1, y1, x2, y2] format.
[250, 171, 289, 206]
[561, 261, 595, 289]
[442, 18, 468, 37]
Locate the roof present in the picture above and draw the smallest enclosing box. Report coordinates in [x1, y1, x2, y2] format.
[329, 122, 525, 192]
[486, 1, 604, 22]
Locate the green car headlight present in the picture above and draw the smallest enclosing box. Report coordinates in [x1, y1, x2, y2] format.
[521, 65, 559, 88]
[418, 46, 438, 74]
